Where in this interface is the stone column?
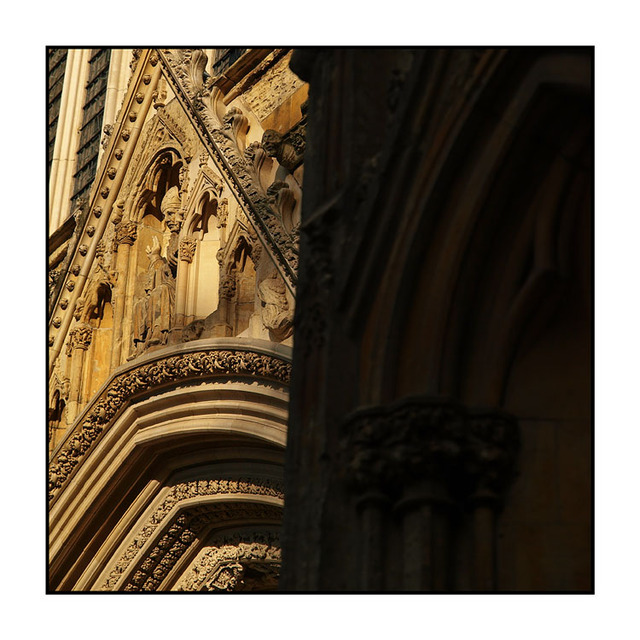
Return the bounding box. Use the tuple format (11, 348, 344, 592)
(466, 410, 519, 591)
(342, 408, 394, 591)
(65, 324, 92, 423)
(213, 274, 236, 336)
(49, 49, 92, 232)
(342, 397, 465, 591)
(396, 478, 452, 591)
(357, 491, 391, 590)
(176, 238, 197, 327)
(110, 217, 137, 369)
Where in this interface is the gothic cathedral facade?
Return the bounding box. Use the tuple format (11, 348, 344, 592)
(49, 48, 593, 592)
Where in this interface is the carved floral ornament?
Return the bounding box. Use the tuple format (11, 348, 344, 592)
(341, 397, 519, 501)
(101, 479, 283, 590)
(115, 220, 137, 246)
(121, 502, 282, 592)
(178, 237, 197, 262)
(175, 531, 281, 592)
(69, 324, 93, 350)
(48, 348, 291, 502)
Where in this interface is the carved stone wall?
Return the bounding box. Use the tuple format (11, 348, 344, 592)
(49, 345, 291, 503)
(281, 48, 593, 592)
(48, 48, 304, 593)
(242, 51, 305, 122)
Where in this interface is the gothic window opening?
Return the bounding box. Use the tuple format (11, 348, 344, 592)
(210, 48, 247, 77)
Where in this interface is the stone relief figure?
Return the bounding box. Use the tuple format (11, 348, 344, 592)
(261, 129, 305, 174)
(132, 236, 175, 356)
(77, 261, 116, 324)
(258, 271, 293, 341)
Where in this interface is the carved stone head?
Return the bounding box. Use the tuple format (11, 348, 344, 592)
(261, 129, 283, 157)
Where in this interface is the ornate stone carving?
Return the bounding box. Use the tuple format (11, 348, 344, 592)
(258, 271, 293, 341)
(267, 181, 297, 232)
(130, 49, 142, 72)
(219, 274, 236, 300)
(261, 124, 306, 174)
(342, 397, 465, 495)
(48, 269, 61, 299)
(178, 238, 197, 263)
(95, 239, 106, 259)
(49, 347, 291, 502)
(78, 244, 88, 256)
(341, 397, 520, 503)
(69, 324, 93, 351)
(156, 105, 193, 159)
(107, 167, 117, 179)
(216, 198, 228, 228)
(71, 264, 81, 276)
(466, 410, 520, 500)
(241, 50, 304, 121)
(157, 49, 299, 292)
(176, 531, 281, 592)
(122, 129, 130, 141)
(122, 503, 282, 592)
(100, 187, 110, 199)
(161, 186, 182, 234)
(197, 164, 224, 198)
(102, 478, 284, 590)
(76, 260, 115, 324)
(115, 220, 137, 247)
(52, 317, 62, 328)
(93, 206, 102, 218)
(101, 124, 113, 150)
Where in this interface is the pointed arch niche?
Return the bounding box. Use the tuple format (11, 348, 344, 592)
(133, 148, 183, 273)
(123, 147, 185, 359)
(180, 190, 223, 325)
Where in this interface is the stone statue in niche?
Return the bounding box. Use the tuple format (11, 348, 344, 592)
(258, 271, 293, 342)
(131, 236, 175, 356)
